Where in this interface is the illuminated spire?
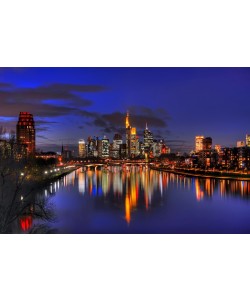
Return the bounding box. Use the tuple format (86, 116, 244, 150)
(125, 111, 130, 128)
(146, 123, 148, 130)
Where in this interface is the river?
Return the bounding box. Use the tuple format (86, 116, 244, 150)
(19, 166, 250, 233)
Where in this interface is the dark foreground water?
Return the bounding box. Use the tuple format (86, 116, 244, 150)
(22, 166, 250, 233)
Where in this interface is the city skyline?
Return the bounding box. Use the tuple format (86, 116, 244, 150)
(1, 68, 250, 152)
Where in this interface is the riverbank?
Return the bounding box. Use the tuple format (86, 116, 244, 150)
(150, 166, 250, 181)
(25, 166, 79, 191)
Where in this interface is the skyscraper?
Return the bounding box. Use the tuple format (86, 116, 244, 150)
(246, 134, 250, 147)
(78, 139, 86, 158)
(125, 111, 132, 158)
(195, 136, 204, 152)
(130, 127, 139, 157)
(143, 123, 154, 152)
(101, 136, 110, 158)
(111, 133, 123, 159)
(16, 112, 35, 155)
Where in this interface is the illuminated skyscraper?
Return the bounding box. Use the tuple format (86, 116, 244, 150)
(101, 136, 110, 158)
(125, 111, 132, 158)
(143, 123, 154, 152)
(195, 136, 204, 152)
(130, 127, 139, 157)
(16, 112, 35, 155)
(111, 133, 123, 159)
(246, 134, 250, 147)
(78, 139, 86, 158)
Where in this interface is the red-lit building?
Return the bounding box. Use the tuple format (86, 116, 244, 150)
(16, 112, 36, 155)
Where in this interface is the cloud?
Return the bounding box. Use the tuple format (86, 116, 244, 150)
(87, 107, 170, 138)
(166, 139, 193, 153)
(0, 82, 12, 88)
(37, 135, 49, 140)
(0, 83, 106, 118)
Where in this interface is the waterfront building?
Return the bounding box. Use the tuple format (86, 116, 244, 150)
(195, 136, 204, 152)
(111, 133, 123, 159)
(87, 136, 98, 157)
(78, 139, 86, 158)
(120, 144, 127, 159)
(198, 149, 218, 168)
(16, 112, 35, 155)
(130, 127, 139, 157)
(125, 112, 139, 158)
(97, 138, 102, 157)
(125, 112, 132, 158)
(101, 136, 110, 158)
(143, 123, 154, 152)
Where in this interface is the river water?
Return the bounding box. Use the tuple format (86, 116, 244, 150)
(23, 166, 250, 233)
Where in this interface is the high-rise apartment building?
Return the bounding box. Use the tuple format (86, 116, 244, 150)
(78, 139, 86, 158)
(195, 136, 204, 152)
(16, 112, 35, 155)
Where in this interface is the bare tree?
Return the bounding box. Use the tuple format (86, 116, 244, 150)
(0, 134, 55, 233)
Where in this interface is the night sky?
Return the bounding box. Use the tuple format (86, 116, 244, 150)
(0, 67, 250, 153)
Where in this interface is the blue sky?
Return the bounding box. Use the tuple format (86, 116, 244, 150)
(0, 67, 250, 152)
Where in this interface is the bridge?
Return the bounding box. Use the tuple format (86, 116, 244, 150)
(75, 160, 150, 170)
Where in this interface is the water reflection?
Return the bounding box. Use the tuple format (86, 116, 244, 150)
(77, 166, 165, 223)
(54, 167, 250, 223)
(29, 167, 250, 233)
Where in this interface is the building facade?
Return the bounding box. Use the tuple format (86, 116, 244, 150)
(101, 136, 110, 158)
(78, 139, 86, 158)
(143, 124, 154, 152)
(16, 112, 36, 155)
(195, 136, 204, 152)
(125, 112, 132, 158)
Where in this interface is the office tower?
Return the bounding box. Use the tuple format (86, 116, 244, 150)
(101, 136, 110, 158)
(125, 111, 131, 158)
(246, 134, 250, 147)
(195, 136, 204, 152)
(16, 112, 35, 155)
(78, 139, 86, 158)
(203, 137, 212, 150)
(130, 127, 139, 157)
(237, 141, 245, 148)
(87, 136, 97, 157)
(143, 123, 154, 152)
(97, 138, 102, 157)
(111, 133, 123, 159)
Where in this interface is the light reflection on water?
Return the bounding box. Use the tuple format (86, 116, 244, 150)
(27, 166, 250, 233)
(76, 166, 164, 223)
